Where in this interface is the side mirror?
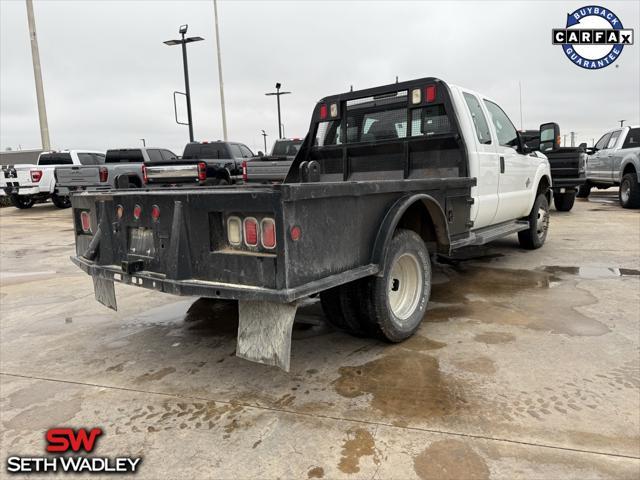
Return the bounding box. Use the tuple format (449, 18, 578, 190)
(539, 122, 560, 152)
(258, 151, 264, 157)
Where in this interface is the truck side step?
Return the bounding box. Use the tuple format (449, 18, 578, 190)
(450, 220, 529, 249)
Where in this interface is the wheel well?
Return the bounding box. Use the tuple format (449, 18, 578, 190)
(622, 164, 636, 176)
(396, 201, 445, 253)
(537, 175, 551, 204)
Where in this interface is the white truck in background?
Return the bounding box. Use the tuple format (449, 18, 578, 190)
(0, 150, 105, 209)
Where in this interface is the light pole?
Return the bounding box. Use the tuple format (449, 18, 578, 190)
(619, 119, 626, 127)
(213, 0, 228, 141)
(140, 138, 146, 147)
(164, 25, 204, 142)
(25, 0, 50, 151)
(261, 130, 268, 153)
(265, 83, 291, 139)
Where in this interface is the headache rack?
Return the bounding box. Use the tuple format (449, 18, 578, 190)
(285, 77, 468, 184)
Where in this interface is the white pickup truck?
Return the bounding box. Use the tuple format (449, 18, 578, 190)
(578, 125, 640, 208)
(69, 77, 555, 370)
(1, 150, 105, 209)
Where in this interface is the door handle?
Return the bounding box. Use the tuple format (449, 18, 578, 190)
(500, 156, 505, 173)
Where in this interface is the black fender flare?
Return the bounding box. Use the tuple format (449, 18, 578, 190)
(371, 194, 451, 274)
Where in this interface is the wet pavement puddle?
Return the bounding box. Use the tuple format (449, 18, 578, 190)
(426, 265, 612, 337)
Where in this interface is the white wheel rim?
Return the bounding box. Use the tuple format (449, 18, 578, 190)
(388, 253, 422, 321)
(536, 206, 549, 239)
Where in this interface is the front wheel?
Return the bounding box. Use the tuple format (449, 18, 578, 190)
(553, 190, 576, 212)
(619, 173, 640, 209)
(9, 194, 34, 209)
(358, 229, 431, 342)
(51, 194, 71, 209)
(518, 194, 550, 249)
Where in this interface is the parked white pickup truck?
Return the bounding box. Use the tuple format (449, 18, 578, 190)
(0, 150, 105, 209)
(578, 126, 640, 208)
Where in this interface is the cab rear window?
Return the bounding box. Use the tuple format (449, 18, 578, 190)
(38, 153, 72, 165)
(105, 150, 144, 163)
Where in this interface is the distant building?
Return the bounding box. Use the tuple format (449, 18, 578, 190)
(0, 149, 42, 166)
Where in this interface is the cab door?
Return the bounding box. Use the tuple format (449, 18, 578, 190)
(602, 129, 622, 181)
(483, 99, 535, 223)
(589, 132, 612, 180)
(460, 91, 499, 228)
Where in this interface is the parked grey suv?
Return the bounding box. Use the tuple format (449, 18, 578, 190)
(578, 126, 640, 208)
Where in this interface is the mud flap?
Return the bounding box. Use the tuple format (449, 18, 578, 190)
(236, 300, 298, 372)
(93, 276, 117, 311)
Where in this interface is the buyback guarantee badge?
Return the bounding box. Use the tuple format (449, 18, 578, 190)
(553, 5, 634, 69)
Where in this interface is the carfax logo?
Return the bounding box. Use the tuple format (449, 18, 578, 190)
(552, 5, 634, 69)
(6, 428, 142, 474)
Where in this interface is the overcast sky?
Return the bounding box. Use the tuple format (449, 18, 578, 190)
(1, 0, 638, 154)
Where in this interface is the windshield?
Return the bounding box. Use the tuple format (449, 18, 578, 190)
(38, 153, 72, 165)
(105, 150, 144, 163)
(271, 140, 302, 156)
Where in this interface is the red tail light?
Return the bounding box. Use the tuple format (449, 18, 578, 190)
(80, 211, 91, 233)
(243, 217, 258, 246)
(133, 204, 142, 220)
(30, 170, 43, 183)
(290, 225, 301, 241)
(425, 85, 436, 103)
(142, 165, 148, 184)
(151, 205, 160, 221)
(242, 160, 248, 182)
(197, 162, 207, 181)
(261, 218, 276, 249)
(99, 167, 108, 182)
(319, 103, 328, 120)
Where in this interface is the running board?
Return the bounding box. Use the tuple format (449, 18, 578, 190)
(450, 220, 530, 249)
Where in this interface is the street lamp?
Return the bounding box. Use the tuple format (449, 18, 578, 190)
(164, 24, 204, 142)
(261, 130, 268, 154)
(265, 82, 291, 139)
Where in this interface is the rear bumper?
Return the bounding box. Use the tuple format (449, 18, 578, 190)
(550, 176, 585, 189)
(71, 255, 378, 303)
(2, 185, 41, 195)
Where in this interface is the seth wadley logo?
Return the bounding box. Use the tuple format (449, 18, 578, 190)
(552, 5, 634, 69)
(6, 428, 142, 474)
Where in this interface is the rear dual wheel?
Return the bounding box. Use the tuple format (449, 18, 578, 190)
(320, 229, 431, 342)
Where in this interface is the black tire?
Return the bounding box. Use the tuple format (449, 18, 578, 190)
(619, 173, 640, 209)
(518, 194, 550, 249)
(9, 194, 34, 209)
(553, 191, 576, 212)
(51, 194, 71, 209)
(576, 183, 591, 198)
(319, 281, 366, 336)
(358, 229, 431, 343)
